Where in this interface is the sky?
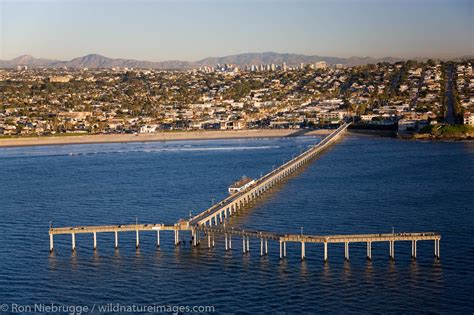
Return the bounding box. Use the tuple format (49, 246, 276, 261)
(0, 0, 473, 61)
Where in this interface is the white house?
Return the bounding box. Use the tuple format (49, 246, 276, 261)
(464, 113, 474, 126)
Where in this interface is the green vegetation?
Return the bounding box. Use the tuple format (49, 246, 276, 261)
(439, 124, 473, 135)
(419, 124, 473, 138)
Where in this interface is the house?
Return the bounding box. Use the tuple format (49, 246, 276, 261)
(360, 114, 379, 122)
(139, 124, 159, 133)
(398, 119, 418, 132)
(464, 112, 474, 126)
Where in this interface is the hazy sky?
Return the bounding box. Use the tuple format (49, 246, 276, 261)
(0, 0, 472, 61)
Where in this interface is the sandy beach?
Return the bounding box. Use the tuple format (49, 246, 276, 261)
(0, 129, 332, 148)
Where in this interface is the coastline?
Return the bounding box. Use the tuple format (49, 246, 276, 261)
(0, 129, 332, 148)
(397, 131, 474, 141)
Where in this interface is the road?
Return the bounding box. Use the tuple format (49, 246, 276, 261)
(444, 64, 457, 124)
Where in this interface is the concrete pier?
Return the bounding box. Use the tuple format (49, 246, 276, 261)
(50, 222, 440, 262)
(47, 123, 442, 265)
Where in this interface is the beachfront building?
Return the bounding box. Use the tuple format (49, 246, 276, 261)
(464, 113, 474, 126)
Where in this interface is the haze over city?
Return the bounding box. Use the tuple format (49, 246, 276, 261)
(1, 0, 472, 61)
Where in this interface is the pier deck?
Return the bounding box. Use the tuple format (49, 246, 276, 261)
(49, 223, 178, 235)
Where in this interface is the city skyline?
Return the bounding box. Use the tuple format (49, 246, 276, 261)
(1, 0, 472, 61)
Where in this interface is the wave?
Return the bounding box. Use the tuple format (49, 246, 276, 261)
(0, 145, 280, 159)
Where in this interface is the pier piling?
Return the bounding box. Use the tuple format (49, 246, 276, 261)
(324, 242, 328, 262)
(71, 233, 76, 251)
(49, 234, 54, 253)
(136, 230, 139, 249)
(434, 239, 440, 259)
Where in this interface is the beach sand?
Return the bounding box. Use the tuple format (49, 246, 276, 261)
(0, 129, 332, 148)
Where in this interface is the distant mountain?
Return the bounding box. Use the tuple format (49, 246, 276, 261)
(196, 52, 403, 67)
(0, 52, 409, 70)
(0, 54, 197, 70)
(454, 55, 474, 61)
(0, 54, 60, 68)
(49, 54, 197, 69)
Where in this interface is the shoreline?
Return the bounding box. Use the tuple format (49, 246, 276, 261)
(0, 129, 332, 148)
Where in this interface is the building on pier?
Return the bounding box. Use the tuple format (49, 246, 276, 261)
(228, 176, 255, 194)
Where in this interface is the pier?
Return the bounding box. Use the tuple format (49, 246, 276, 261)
(48, 122, 441, 262)
(49, 222, 441, 261)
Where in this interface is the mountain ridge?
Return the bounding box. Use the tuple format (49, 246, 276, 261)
(0, 52, 419, 69)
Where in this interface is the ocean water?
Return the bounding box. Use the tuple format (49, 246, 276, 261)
(0, 135, 473, 313)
